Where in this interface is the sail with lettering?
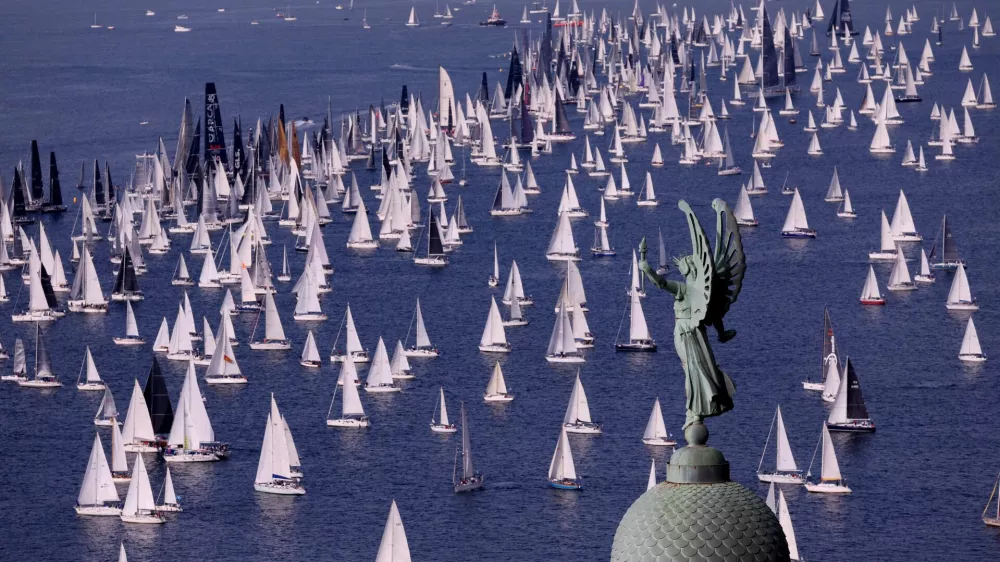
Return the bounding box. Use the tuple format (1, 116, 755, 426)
(204, 83, 229, 171)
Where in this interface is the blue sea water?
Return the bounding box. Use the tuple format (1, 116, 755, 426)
(0, 0, 998, 560)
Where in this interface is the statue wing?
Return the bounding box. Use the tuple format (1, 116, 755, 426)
(708, 198, 746, 322)
(678, 201, 714, 327)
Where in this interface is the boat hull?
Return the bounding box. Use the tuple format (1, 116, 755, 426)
(545, 354, 585, 363)
(484, 394, 514, 403)
(801, 381, 824, 391)
(756, 472, 804, 484)
(548, 479, 583, 490)
(781, 230, 817, 238)
(826, 421, 876, 432)
(326, 417, 371, 428)
(364, 385, 401, 393)
(430, 424, 458, 434)
(254, 482, 305, 495)
(959, 354, 987, 363)
(113, 336, 146, 346)
(615, 341, 657, 352)
(454, 477, 485, 493)
(946, 302, 979, 311)
(205, 375, 248, 385)
(18, 380, 62, 388)
(163, 450, 220, 463)
(478, 344, 512, 353)
(805, 482, 852, 494)
(157, 504, 183, 513)
(300, 360, 321, 368)
(249, 340, 292, 350)
(404, 347, 439, 358)
(642, 437, 677, 447)
(121, 513, 166, 524)
(564, 422, 602, 434)
(124, 442, 158, 453)
(75, 505, 122, 517)
(860, 298, 885, 305)
(77, 382, 106, 391)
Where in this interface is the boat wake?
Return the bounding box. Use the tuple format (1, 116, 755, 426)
(389, 63, 438, 73)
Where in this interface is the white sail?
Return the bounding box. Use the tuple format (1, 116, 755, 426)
(642, 398, 668, 441)
(255, 395, 294, 484)
(889, 190, 918, 238)
(121, 455, 157, 517)
(485, 362, 508, 396)
(819, 425, 843, 481)
(375, 501, 412, 562)
(548, 427, 578, 481)
(781, 189, 810, 232)
(777, 490, 801, 561)
(628, 289, 650, 341)
(345, 306, 363, 353)
(162, 467, 179, 507)
(121, 380, 156, 445)
(167, 361, 215, 449)
(888, 246, 913, 286)
(563, 373, 593, 424)
(775, 407, 798, 472)
(301, 331, 321, 363)
(435, 387, 451, 426)
(480, 297, 508, 348)
(124, 301, 140, 338)
(414, 299, 432, 347)
(960, 317, 984, 357)
(947, 264, 975, 305)
(263, 292, 287, 341)
(547, 299, 580, 357)
(365, 338, 395, 389)
(77, 434, 120, 506)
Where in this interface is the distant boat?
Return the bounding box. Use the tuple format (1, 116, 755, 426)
(113, 301, 145, 346)
(804, 425, 852, 493)
(430, 387, 458, 433)
(781, 189, 816, 238)
(91, 13, 103, 28)
(329, 305, 369, 362)
(76, 347, 105, 391)
(170, 255, 195, 286)
(406, 6, 420, 26)
(869, 211, 898, 261)
(326, 359, 370, 427)
(18, 324, 61, 388)
(205, 321, 247, 384)
(641, 398, 676, 446)
(300, 331, 321, 367)
(121, 380, 158, 453)
(615, 289, 656, 351)
(157, 467, 182, 513)
(361, 9, 370, 28)
(889, 190, 921, 241)
(488, 242, 500, 287)
(733, 185, 758, 227)
(837, 190, 856, 218)
(404, 299, 439, 357)
(94, 387, 119, 427)
(945, 264, 978, 310)
(546, 299, 584, 362)
(249, 292, 291, 350)
(145, 10, 155, 16)
(563, 373, 601, 434)
(74, 434, 122, 516)
(479, 297, 511, 352)
(647, 459, 657, 490)
(502, 260, 532, 306)
(164, 361, 230, 461)
(375, 501, 412, 560)
(174, 25, 192, 33)
(860, 265, 886, 305)
(364, 339, 401, 393)
(520, 5, 530, 23)
(827, 358, 876, 432)
(914, 249, 935, 283)
(803, 307, 837, 391)
(929, 215, 964, 269)
(757, 406, 803, 483)
(958, 317, 987, 363)
(120, 455, 165, 523)
(483, 361, 514, 402)
(284, 6, 297, 21)
(413, 210, 448, 266)
(453, 403, 485, 492)
(254, 395, 304, 495)
(479, 4, 507, 26)
(548, 427, 582, 490)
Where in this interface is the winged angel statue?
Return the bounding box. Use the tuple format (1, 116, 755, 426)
(638, 199, 745, 431)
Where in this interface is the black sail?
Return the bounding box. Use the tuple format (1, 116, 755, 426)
(505, 46, 524, 101)
(232, 118, 245, 181)
(92, 160, 105, 206)
(760, 7, 780, 91)
(105, 162, 115, 209)
(39, 264, 59, 308)
(783, 31, 796, 88)
(204, 83, 229, 170)
(554, 91, 571, 134)
(844, 359, 870, 420)
(186, 118, 202, 177)
(29, 140, 44, 202)
(428, 211, 444, 256)
(114, 246, 140, 294)
(12, 168, 28, 220)
(48, 153, 64, 208)
(143, 358, 174, 436)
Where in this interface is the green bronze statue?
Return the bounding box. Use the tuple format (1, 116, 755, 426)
(638, 199, 746, 432)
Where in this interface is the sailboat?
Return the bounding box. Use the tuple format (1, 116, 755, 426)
(110, 247, 143, 301)
(277, 246, 291, 282)
(249, 292, 291, 350)
(562, 372, 601, 434)
(886, 246, 917, 291)
(205, 321, 247, 384)
(292, 277, 326, 321)
(804, 425, 852, 493)
(548, 427, 582, 489)
(733, 185, 758, 227)
(327, 360, 370, 427)
(616, 280, 656, 351)
(889, 190, 921, 241)
(959, 317, 987, 363)
(76, 347, 105, 391)
(94, 387, 119, 426)
(74, 434, 122, 516)
(413, 210, 448, 266)
(362, 9, 371, 28)
(454, 403, 485, 492)
(803, 307, 838, 391)
(647, 459, 657, 490)
(430, 387, 457, 433)
(860, 265, 886, 305)
(591, 222, 615, 256)
(546, 299, 584, 362)
(109, 422, 131, 482)
(479, 297, 511, 352)
(641, 398, 675, 446)
(929, 215, 964, 269)
(12, 252, 60, 322)
(837, 190, 856, 218)
(346, 199, 378, 249)
(483, 361, 514, 402)
(757, 406, 803, 483)
(781, 189, 816, 238)
(254, 395, 305, 495)
(546, 212, 580, 261)
(375, 501, 411, 560)
(164, 361, 229, 461)
(113, 301, 145, 345)
(120, 455, 165, 523)
(983, 473, 1000, 527)
(300, 331, 321, 367)
(502, 260, 533, 306)
(121, 380, 158, 452)
(775, 490, 802, 562)
(827, 358, 876, 432)
(405, 6, 420, 26)
(330, 305, 369, 362)
(946, 264, 978, 310)
(18, 325, 61, 388)
(404, 298, 439, 357)
(915, 249, 935, 283)
(67, 246, 107, 312)
(869, 211, 898, 261)
(364, 338, 400, 393)
(488, 242, 500, 287)
(157, 467, 182, 512)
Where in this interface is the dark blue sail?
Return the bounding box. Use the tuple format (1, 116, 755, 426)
(760, 7, 780, 92)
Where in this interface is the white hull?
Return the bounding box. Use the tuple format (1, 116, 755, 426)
(166, 351, 196, 361)
(163, 450, 220, 463)
(300, 360, 321, 368)
(124, 442, 158, 453)
(947, 302, 979, 311)
(546, 354, 585, 363)
(254, 482, 305, 495)
(329, 352, 370, 363)
(18, 380, 62, 388)
(347, 241, 379, 249)
(484, 393, 514, 403)
(12, 312, 59, 323)
(249, 340, 292, 350)
(75, 505, 122, 516)
(502, 319, 529, 326)
(756, 472, 804, 484)
(805, 482, 852, 494)
(546, 252, 581, 262)
(77, 382, 106, 391)
(326, 417, 371, 428)
(887, 283, 918, 291)
(121, 513, 166, 524)
(959, 354, 987, 363)
(206, 375, 248, 385)
(430, 424, 458, 434)
(891, 233, 922, 242)
(67, 302, 108, 313)
(564, 423, 602, 434)
(94, 418, 120, 427)
(478, 344, 512, 353)
(157, 503, 183, 513)
(642, 437, 677, 446)
(404, 347, 439, 358)
(414, 257, 448, 267)
(365, 385, 401, 393)
(293, 313, 328, 321)
(391, 372, 415, 380)
(113, 337, 146, 346)
(802, 382, 824, 391)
